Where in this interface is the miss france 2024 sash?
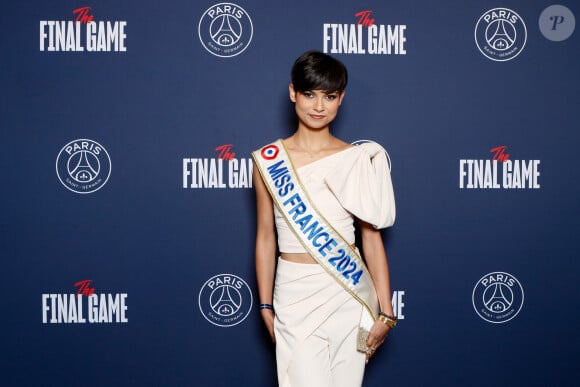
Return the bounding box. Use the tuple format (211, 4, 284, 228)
(252, 139, 379, 353)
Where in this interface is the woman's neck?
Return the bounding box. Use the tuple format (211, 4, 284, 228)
(290, 128, 334, 152)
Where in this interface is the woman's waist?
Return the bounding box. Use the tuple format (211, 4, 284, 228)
(280, 252, 317, 264)
(280, 243, 357, 264)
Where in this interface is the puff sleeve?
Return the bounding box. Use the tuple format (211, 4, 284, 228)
(324, 142, 396, 229)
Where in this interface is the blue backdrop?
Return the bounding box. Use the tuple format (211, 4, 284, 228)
(2, 1, 579, 386)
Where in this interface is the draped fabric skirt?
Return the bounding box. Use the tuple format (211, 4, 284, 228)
(273, 258, 366, 387)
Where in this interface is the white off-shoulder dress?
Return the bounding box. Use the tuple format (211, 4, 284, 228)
(272, 142, 396, 387)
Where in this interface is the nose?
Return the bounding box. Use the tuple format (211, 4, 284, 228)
(314, 96, 325, 112)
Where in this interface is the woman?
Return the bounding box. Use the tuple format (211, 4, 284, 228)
(252, 51, 396, 387)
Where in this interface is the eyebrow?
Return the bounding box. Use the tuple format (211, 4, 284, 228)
(308, 89, 339, 94)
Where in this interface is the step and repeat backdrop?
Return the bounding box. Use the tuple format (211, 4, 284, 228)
(2, 1, 579, 386)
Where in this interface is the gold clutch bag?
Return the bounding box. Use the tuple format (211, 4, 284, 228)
(356, 327, 369, 353)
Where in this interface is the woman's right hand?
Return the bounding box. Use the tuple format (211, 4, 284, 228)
(261, 309, 276, 343)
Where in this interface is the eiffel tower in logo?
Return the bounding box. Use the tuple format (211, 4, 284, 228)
(487, 20, 516, 51)
(211, 15, 241, 46)
(69, 151, 99, 183)
(211, 285, 241, 317)
(484, 283, 513, 313)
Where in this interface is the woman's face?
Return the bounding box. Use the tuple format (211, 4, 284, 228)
(289, 84, 345, 130)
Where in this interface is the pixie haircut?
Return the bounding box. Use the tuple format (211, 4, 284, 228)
(291, 51, 348, 93)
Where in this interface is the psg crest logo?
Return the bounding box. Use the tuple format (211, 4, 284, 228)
(475, 8, 527, 61)
(472, 272, 524, 323)
(198, 274, 253, 327)
(198, 3, 253, 58)
(56, 139, 111, 194)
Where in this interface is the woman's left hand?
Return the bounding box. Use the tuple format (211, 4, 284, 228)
(365, 320, 390, 362)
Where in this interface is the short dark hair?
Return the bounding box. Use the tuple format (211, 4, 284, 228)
(291, 51, 348, 93)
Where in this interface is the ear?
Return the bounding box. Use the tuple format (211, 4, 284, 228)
(289, 84, 296, 102)
(338, 91, 346, 105)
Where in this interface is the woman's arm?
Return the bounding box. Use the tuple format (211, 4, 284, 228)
(359, 220, 394, 359)
(360, 220, 394, 316)
(253, 163, 277, 342)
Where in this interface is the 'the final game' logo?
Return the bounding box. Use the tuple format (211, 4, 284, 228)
(459, 146, 540, 189)
(40, 6, 127, 52)
(42, 280, 128, 324)
(183, 144, 253, 189)
(323, 10, 407, 55)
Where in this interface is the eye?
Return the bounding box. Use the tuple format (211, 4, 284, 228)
(325, 94, 338, 101)
(302, 91, 314, 98)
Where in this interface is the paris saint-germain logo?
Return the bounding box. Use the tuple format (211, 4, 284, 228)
(198, 3, 253, 58)
(472, 272, 524, 323)
(198, 273, 253, 327)
(475, 8, 527, 61)
(56, 139, 111, 194)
